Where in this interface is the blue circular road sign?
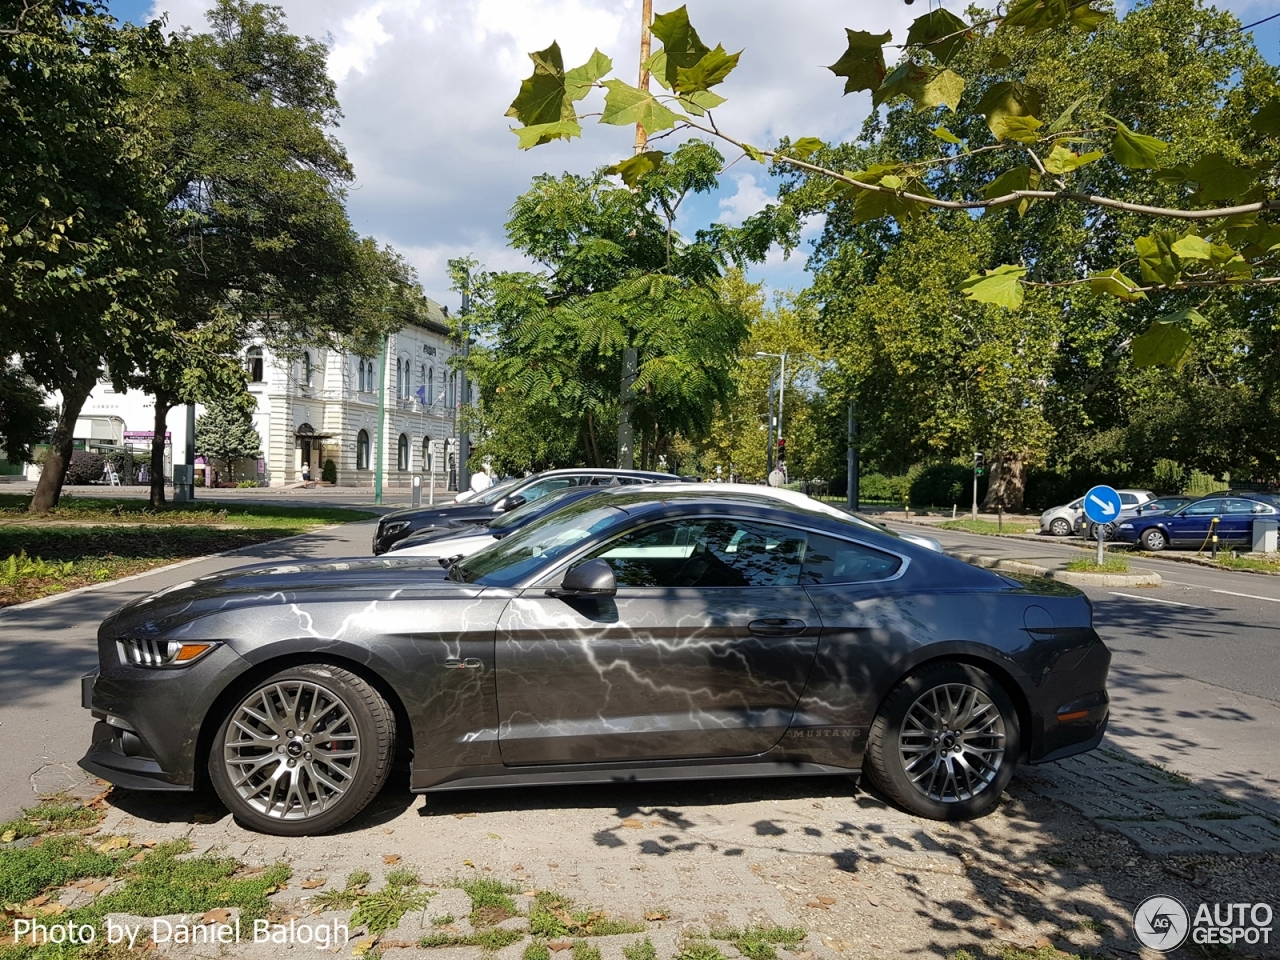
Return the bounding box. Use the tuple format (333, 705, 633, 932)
(1083, 484, 1123, 525)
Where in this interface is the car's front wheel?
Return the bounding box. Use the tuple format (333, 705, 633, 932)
(1049, 518, 1071, 537)
(864, 661, 1020, 820)
(1141, 528, 1168, 551)
(208, 664, 395, 836)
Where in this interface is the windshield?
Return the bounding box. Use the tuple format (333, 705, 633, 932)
(473, 475, 523, 506)
(490, 485, 587, 533)
(451, 500, 624, 586)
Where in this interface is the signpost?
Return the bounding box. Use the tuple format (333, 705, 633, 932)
(1083, 484, 1123, 566)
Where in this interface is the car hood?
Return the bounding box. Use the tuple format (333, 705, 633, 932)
(101, 557, 473, 639)
(380, 503, 488, 526)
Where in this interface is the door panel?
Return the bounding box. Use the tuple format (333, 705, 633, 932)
(1168, 499, 1223, 546)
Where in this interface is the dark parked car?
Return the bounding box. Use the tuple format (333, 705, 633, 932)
(81, 487, 1110, 835)
(371, 468, 674, 553)
(1114, 492, 1279, 551)
(1076, 495, 1194, 541)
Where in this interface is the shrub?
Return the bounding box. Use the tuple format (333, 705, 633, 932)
(64, 451, 106, 485)
(236, 479, 259, 488)
(322, 458, 337, 483)
(909, 463, 987, 508)
(858, 472, 912, 503)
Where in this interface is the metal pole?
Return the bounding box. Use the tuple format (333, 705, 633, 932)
(765, 373, 775, 478)
(458, 270, 471, 493)
(1097, 523, 1105, 566)
(429, 439, 435, 505)
(375, 333, 387, 506)
(777, 353, 786, 451)
(847, 401, 859, 512)
(971, 451, 979, 520)
(185, 403, 196, 500)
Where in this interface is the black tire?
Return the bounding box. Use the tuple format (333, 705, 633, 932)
(1049, 518, 1071, 537)
(208, 663, 395, 836)
(864, 661, 1021, 821)
(1141, 527, 1168, 551)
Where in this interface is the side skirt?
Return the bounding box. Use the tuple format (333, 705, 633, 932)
(414, 759, 857, 793)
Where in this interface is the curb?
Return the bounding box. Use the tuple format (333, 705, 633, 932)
(1133, 550, 1280, 577)
(945, 550, 1162, 586)
(0, 523, 355, 617)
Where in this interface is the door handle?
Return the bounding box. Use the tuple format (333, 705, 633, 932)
(444, 658, 483, 670)
(748, 618, 807, 637)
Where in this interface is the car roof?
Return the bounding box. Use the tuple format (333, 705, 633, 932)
(1186, 490, 1276, 502)
(528, 468, 675, 479)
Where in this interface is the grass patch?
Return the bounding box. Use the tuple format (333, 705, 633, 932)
(706, 926, 807, 960)
(571, 941, 601, 960)
(0, 834, 128, 905)
(524, 943, 552, 960)
(1214, 552, 1280, 573)
(677, 943, 728, 960)
(419, 929, 524, 950)
(936, 519, 1028, 536)
(455, 876, 521, 927)
(1064, 556, 1130, 573)
(0, 494, 372, 528)
(431, 914, 455, 927)
(350, 876, 434, 936)
(529, 890, 645, 938)
(623, 938, 658, 960)
(0, 796, 103, 843)
(312, 871, 373, 911)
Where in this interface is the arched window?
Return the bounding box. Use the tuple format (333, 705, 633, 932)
(303, 351, 313, 386)
(447, 372, 455, 409)
(246, 347, 264, 383)
(356, 430, 370, 470)
(397, 433, 409, 471)
(402, 359, 412, 399)
(422, 435, 433, 473)
(427, 367, 434, 406)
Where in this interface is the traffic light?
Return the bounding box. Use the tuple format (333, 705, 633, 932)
(777, 437, 786, 461)
(974, 451, 985, 476)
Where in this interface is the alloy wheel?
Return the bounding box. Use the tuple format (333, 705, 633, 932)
(222, 680, 362, 821)
(898, 683, 1006, 803)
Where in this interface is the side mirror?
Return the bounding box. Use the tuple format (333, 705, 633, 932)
(496, 494, 526, 512)
(546, 558, 616, 598)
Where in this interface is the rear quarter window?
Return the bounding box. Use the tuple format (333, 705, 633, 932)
(800, 533, 901, 585)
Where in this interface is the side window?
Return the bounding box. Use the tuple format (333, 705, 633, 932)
(589, 519, 804, 588)
(519, 478, 575, 502)
(1223, 498, 1258, 515)
(1253, 502, 1278, 515)
(800, 532, 901, 585)
(1183, 500, 1223, 516)
(1119, 493, 1139, 505)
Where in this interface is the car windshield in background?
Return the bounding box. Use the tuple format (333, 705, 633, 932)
(490, 486, 584, 533)
(451, 500, 624, 586)
(472, 476, 523, 505)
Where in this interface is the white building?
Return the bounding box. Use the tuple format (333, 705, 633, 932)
(72, 298, 470, 488)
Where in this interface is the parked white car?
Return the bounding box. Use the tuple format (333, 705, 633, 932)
(1039, 489, 1156, 536)
(390, 483, 943, 559)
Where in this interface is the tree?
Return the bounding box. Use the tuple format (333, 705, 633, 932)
(0, 365, 54, 464)
(505, 2, 1280, 363)
(1, 1, 173, 513)
(195, 398, 261, 484)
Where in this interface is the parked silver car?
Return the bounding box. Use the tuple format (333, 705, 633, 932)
(1040, 489, 1155, 536)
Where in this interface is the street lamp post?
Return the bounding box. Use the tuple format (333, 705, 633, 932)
(374, 333, 387, 506)
(755, 352, 786, 478)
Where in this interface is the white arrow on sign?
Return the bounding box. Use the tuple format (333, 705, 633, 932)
(1089, 494, 1117, 516)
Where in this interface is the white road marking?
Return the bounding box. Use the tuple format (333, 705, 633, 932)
(1211, 589, 1280, 604)
(1107, 592, 1208, 609)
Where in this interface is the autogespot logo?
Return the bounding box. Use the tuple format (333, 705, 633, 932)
(1133, 896, 1190, 952)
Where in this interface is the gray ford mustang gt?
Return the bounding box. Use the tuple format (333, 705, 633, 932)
(80, 488, 1110, 836)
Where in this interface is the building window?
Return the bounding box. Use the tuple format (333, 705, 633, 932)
(397, 433, 409, 471)
(400, 358, 411, 400)
(356, 430, 370, 470)
(303, 351, 313, 386)
(422, 436, 433, 473)
(427, 367, 434, 406)
(357, 358, 365, 393)
(448, 372, 455, 409)
(247, 347, 264, 383)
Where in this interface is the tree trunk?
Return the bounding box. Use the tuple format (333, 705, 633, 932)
(149, 394, 171, 508)
(980, 452, 1028, 513)
(29, 381, 93, 514)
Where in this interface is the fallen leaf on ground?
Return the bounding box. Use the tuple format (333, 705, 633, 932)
(488, 833, 501, 840)
(129, 852, 146, 862)
(866, 895, 879, 907)
(301, 878, 327, 889)
(202, 909, 232, 924)
(137, 839, 157, 848)
(238, 865, 265, 875)
(382, 828, 395, 835)
(1034, 937, 1054, 949)
(81, 880, 110, 895)
(806, 902, 829, 910)
(79, 827, 100, 836)
(817, 896, 836, 905)
(620, 818, 644, 829)
(0, 830, 15, 843)
(985, 916, 1014, 930)
(380, 941, 415, 950)
(383, 855, 401, 865)
(548, 942, 573, 952)
(522, 891, 538, 897)
(548, 862, 559, 868)
(95, 836, 130, 853)
(644, 911, 667, 921)
(26, 895, 49, 908)
(462, 859, 474, 867)
(512, 864, 524, 871)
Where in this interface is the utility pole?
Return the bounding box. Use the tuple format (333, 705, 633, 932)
(185, 404, 196, 501)
(847, 401, 859, 512)
(374, 333, 387, 506)
(972, 450, 983, 519)
(765, 373, 775, 478)
(617, 0, 652, 469)
(457, 269, 471, 493)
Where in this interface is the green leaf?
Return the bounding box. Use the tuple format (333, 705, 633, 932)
(996, 115, 1044, 143)
(828, 29, 891, 95)
(1106, 116, 1168, 169)
(1135, 231, 1178, 286)
(977, 81, 1043, 141)
(905, 8, 970, 65)
(1186, 153, 1257, 202)
(651, 5, 710, 88)
(1048, 94, 1090, 133)
(959, 264, 1027, 308)
(674, 44, 740, 93)
(605, 150, 668, 187)
(1170, 234, 1212, 261)
(879, 174, 904, 190)
(1042, 143, 1103, 174)
(789, 137, 826, 158)
(988, 53, 1012, 68)
(931, 125, 963, 144)
(643, 50, 670, 90)
(1001, 0, 1108, 34)
(564, 49, 612, 101)
(1088, 268, 1146, 301)
(1132, 311, 1199, 371)
(600, 80, 680, 135)
(1250, 98, 1280, 135)
(512, 118, 582, 150)
(506, 42, 571, 127)
(920, 68, 965, 112)
(742, 143, 766, 163)
(677, 88, 726, 116)
(876, 63, 964, 112)
(982, 165, 1040, 217)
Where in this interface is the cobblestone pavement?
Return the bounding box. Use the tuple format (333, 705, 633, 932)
(65, 744, 1279, 960)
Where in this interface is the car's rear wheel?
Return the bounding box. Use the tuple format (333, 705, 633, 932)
(208, 664, 395, 836)
(1049, 518, 1071, 537)
(1141, 528, 1168, 551)
(864, 661, 1020, 821)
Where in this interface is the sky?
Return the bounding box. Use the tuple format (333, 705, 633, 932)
(104, 0, 1280, 307)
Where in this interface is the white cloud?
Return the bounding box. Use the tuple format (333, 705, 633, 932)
(717, 173, 770, 226)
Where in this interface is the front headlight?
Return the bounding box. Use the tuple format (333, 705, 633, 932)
(118, 638, 218, 668)
(381, 521, 410, 537)
(1118, 523, 1133, 530)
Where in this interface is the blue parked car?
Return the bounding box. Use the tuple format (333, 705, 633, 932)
(1115, 492, 1280, 551)
(1076, 495, 1193, 541)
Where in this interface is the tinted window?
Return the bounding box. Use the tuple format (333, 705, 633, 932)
(1068, 499, 1084, 509)
(1251, 501, 1277, 515)
(474, 476, 524, 505)
(1183, 499, 1224, 516)
(800, 533, 902, 585)
(517, 477, 578, 501)
(453, 503, 624, 586)
(590, 519, 804, 588)
(1223, 498, 1258, 515)
(1120, 493, 1139, 505)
